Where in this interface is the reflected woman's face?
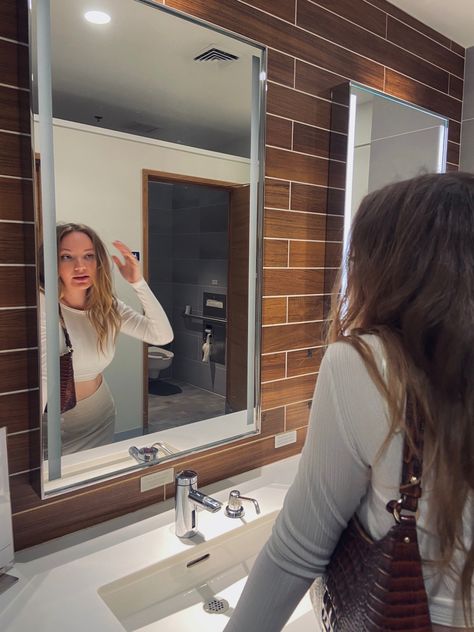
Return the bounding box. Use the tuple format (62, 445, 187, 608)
(59, 231, 97, 293)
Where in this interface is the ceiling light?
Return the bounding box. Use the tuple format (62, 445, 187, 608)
(84, 10, 111, 25)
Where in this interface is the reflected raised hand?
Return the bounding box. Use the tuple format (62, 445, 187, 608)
(112, 240, 142, 284)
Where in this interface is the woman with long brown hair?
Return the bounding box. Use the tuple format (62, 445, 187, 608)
(225, 172, 474, 631)
(40, 222, 173, 454)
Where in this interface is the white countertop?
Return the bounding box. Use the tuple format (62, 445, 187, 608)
(0, 455, 317, 632)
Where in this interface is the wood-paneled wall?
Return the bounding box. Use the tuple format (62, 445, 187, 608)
(0, 0, 464, 549)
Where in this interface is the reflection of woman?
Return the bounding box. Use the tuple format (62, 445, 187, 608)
(225, 173, 474, 631)
(40, 222, 173, 454)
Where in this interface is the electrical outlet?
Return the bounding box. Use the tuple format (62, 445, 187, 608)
(274, 430, 297, 449)
(140, 467, 174, 492)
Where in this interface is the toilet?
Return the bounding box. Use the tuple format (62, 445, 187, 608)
(148, 346, 174, 380)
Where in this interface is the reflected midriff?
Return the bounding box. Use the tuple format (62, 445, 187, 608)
(75, 374, 102, 400)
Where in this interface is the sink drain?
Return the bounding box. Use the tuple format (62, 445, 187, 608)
(203, 597, 230, 614)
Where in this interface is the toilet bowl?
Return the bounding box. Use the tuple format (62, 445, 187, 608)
(148, 346, 174, 380)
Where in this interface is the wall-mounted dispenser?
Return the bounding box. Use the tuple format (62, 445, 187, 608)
(203, 292, 226, 365)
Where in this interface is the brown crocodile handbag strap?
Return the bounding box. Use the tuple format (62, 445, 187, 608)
(58, 306, 73, 352)
(388, 391, 425, 517)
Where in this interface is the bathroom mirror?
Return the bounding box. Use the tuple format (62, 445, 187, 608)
(343, 82, 448, 249)
(31, 0, 265, 495)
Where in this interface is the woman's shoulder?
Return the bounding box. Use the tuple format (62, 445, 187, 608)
(324, 334, 386, 377)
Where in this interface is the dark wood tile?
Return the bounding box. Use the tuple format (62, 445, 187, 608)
(267, 82, 332, 129)
(0, 308, 37, 351)
(387, 17, 464, 78)
(9, 470, 42, 514)
(267, 49, 294, 87)
(262, 296, 287, 324)
(266, 115, 292, 149)
(0, 349, 38, 393)
(450, 41, 465, 57)
(0, 222, 35, 264)
(288, 295, 324, 322)
(364, 0, 452, 49)
(268, 83, 349, 134)
(0, 267, 36, 308)
(449, 74, 463, 100)
(385, 69, 462, 122)
(0, 389, 40, 435)
(262, 320, 323, 353)
(266, 147, 345, 188)
(286, 399, 312, 430)
(0, 39, 29, 89)
(291, 182, 345, 215)
(287, 347, 321, 377)
(448, 120, 461, 145)
(295, 60, 347, 103)
(261, 352, 286, 381)
(293, 122, 347, 161)
(250, 0, 296, 23)
(265, 178, 290, 209)
(0, 85, 30, 133)
(288, 240, 341, 268)
(262, 372, 316, 409)
(7, 428, 40, 475)
(0, 176, 34, 222)
(0, 0, 29, 43)
(264, 238, 288, 267)
(0, 131, 33, 178)
(297, 0, 449, 93)
(289, 240, 325, 267)
(260, 407, 285, 437)
(264, 268, 325, 297)
(447, 141, 460, 166)
(311, 0, 386, 37)
(325, 241, 343, 267)
(265, 208, 326, 241)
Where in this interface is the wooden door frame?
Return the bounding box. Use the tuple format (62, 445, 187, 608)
(141, 169, 247, 428)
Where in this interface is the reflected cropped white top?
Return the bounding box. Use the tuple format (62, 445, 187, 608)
(224, 336, 473, 631)
(40, 279, 173, 408)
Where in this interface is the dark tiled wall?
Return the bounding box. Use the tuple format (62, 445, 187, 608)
(0, 0, 464, 549)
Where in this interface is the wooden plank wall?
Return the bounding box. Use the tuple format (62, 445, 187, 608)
(0, 0, 464, 549)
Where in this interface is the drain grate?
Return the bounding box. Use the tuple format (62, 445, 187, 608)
(203, 597, 230, 614)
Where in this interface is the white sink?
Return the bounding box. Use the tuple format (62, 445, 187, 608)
(98, 511, 317, 631)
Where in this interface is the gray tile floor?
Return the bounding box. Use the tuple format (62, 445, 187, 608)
(147, 378, 226, 431)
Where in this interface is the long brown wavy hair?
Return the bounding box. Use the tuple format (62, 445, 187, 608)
(327, 172, 474, 624)
(57, 223, 121, 353)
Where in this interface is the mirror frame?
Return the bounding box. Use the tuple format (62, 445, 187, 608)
(31, 0, 267, 497)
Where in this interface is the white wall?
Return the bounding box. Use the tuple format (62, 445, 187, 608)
(36, 119, 250, 433)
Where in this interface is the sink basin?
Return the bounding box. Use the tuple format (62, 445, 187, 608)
(98, 510, 316, 631)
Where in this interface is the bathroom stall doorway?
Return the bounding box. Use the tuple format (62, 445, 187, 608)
(142, 170, 249, 433)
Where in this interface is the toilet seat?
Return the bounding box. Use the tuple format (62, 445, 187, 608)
(148, 346, 174, 359)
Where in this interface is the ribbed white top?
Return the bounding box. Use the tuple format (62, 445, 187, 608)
(225, 336, 473, 631)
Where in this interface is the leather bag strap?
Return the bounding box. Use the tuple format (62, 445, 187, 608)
(58, 306, 73, 352)
(386, 391, 425, 518)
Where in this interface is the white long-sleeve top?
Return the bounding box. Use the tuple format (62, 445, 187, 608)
(225, 336, 473, 631)
(40, 278, 173, 408)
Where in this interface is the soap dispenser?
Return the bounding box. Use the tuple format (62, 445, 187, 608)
(0, 427, 17, 594)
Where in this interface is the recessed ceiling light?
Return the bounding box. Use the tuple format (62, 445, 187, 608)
(84, 10, 111, 25)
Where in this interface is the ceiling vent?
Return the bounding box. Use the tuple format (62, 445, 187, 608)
(194, 48, 239, 62)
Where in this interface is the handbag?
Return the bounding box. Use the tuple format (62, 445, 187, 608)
(311, 393, 432, 631)
(59, 309, 77, 413)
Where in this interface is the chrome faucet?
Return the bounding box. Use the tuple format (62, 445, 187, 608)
(175, 470, 222, 538)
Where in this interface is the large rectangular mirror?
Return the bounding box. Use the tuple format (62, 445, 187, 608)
(31, 0, 265, 495)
